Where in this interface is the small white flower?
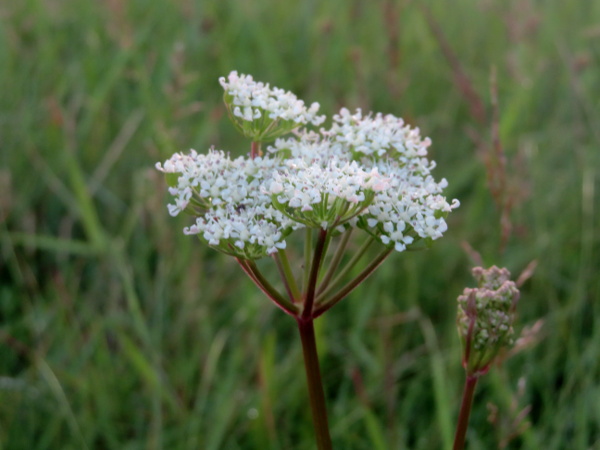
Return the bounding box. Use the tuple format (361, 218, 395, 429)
(269, 181, 284, 194)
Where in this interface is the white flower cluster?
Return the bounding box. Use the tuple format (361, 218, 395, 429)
(269, 155, 388, 229)
(327, 108, 431, 159)
(158, 73, 459, 259)
(321, 108, 458, 251)
(219, 71, 325, 140)
(156, 150, 295, 258)
(362, 157, 459, 251)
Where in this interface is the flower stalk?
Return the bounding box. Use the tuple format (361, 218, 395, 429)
(317, 228, 353, 294)
(297, 318, 333, 450)
(303, 228, 328, 319)
(237, 258, 299, 316)
(251, 141, 261, 159)
(275, 248, 301, 302)
(314, 246, 393, 318)
(453, 375, 478, 450)
(316, 235, 375, 299)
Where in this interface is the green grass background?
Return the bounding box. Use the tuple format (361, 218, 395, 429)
(1, 0, 599, 448)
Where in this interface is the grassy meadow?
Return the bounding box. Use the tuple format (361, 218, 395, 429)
(1, 0, 599, 448)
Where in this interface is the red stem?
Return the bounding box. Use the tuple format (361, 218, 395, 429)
(297, 318, 333, 450)
(302, 228, 328, 319)
(453, 375, 478, 450)
(251, 141, 260, 159)
(313, 247, 392, 318)
(235, 258, 297, 316)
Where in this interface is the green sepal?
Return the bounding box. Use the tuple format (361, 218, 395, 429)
(434, 209, 449, 220)
(165, 172, 179, 188)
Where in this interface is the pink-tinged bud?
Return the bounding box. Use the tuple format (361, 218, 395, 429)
(457, 266, 520, 376)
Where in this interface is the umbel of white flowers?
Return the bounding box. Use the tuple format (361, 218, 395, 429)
(156, 71, 459, 260)
(457, 266, 520, 376)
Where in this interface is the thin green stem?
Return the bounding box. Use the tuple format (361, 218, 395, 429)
(303, 228, 313, 292)
(297, 318, 333, 450)
(236, 259, 298, 316)
(247, 260, 298, 315)
(274, 253, 296, 304)
(303, 228, 328, 319)
(236, 258, 273, 298)
(316, 236, 375, 301)
(317, 228, 353, 295)
(314, 247, 392, 318)
(275, 248, 301, 302)
(317, 230, 333, 280)
(453, 375, 478, 450)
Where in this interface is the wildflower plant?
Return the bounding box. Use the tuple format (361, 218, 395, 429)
(157, 71, 459, 448)
(453, 266, 520, 450)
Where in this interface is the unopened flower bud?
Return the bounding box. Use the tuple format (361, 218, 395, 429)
(457, 266, 520, 376)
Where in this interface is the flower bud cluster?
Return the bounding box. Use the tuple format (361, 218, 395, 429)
(158, 72, 459, 259)
(457, 266, 520, 375)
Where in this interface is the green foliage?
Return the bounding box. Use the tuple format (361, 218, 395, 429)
(1, 0, 599, 448)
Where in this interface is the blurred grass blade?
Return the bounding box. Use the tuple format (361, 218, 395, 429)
(419, 316, 453, 450)
(119, 333, 182, 415)
(37, 359, 90, 450)
(6, 232, 99, 256)
(362, 407, 388, 450)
